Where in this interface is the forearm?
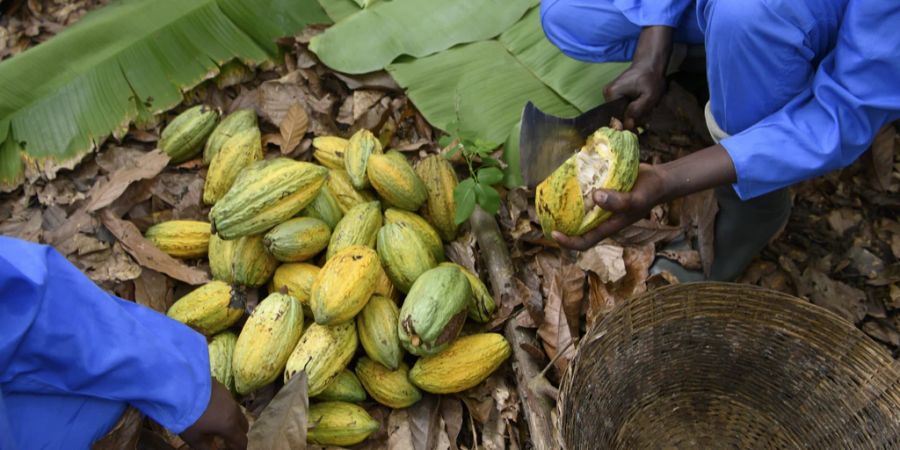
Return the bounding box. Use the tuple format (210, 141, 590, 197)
(631, 26, 674, 73)
(657, 144, 737, 201)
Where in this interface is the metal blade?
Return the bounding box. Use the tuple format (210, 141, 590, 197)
(518, 98, 629, 188)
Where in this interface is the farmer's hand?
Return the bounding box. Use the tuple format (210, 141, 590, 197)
(180, 380, 249, 450)
(604, 26, 673, 130)
(553, 144, 737, 251)
(553, 164, 667, 251)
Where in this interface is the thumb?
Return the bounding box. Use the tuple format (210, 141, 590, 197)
(592, 189, 630, 212)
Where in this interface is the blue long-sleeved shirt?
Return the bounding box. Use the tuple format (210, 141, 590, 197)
(541, 0, 900, 199)
(0, 236, 211, 448)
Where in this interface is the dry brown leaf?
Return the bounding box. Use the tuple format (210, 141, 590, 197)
(656, 249, 702, 270)
(827, 208, 861, 236)
(586, 272, 616, 328)
(678, 189, 718, 275)
(612, 219, 682, 246)
(609, 243, 655, 301)
(247, 371, 308, 450)
(332, 71, 401, 91)
(408, 395, 444, 450)
(99, 210, 209, 285)
(801, 268, 867, 323)
(445, 230, 477, 273)
(259, 71, 308, 125)
(440, 398, 464, 450)
(0, 203, 42, 241)
(847, 244, 885, 279)
(558, 264, 585, 338)
(134, 268, 172, 313)
(537, 272, 576, 374)
(279, 103, 309, 154)
(869, 125, 897, 191)
(85, 149, 169, 212)
(76, 242, 142, 283)
(91, 407, 142, 450)
(388, 409, 415, 450)
(576, 243, 626, 283)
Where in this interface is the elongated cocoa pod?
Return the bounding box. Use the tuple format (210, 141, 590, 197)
(167, 281, 243, 336)
(284, 321, 358, 396)
(414, 155, 459, 241)
(325, 201, 381, 261)
(409, 333, 511, 394)
(208, 233, 235, 283)
(209, 332, 237, 392)
(311, 245, 381, 325)
(159, 105, 218, 163)
(203, 127, 263, 205)
(232, 234, 278, 288)
(313, 369, 367, 403)
(232, 293, 304, 395)
(439, 262, 496, 323)
(355, 358, 421, 409)
(145, 220, 210, 259)
(327, 169, 376, 214)
(383, 208, 445, 262)
(307, 402, 379, 446)
(263, 217, 330, 262)
(357, 295, 403, 370)
(398, 265, 470, 356)
(376, 222, 436, 293)
(269, 263, 319, 307)
(366, 151, 427, 211)
(344, 129, 382, 190)
(313, 136, 349, 170)
(204, 108, 257, 164)
(302, 185, 343, 229)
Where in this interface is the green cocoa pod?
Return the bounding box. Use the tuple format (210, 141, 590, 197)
(302, 185, 343, 229)
(357, 295, 403, 370)
(344, 128, 382, 190)
(439, 262, 496, 323)
(204, 108, 258, 164)
(376, 222, 436, 293)
(383, 208, 445, 262)
(208, 233, 235, 283)
(263, 217, 331, 262)
(307, 402, 379, 447)
(398, 265, 471, 356)
(366, 151, 427, 211)
(159, 105, 218, 163)
(232, 234, 278, 288)
(203, 127, 263, 205)
(208, 332, 237, 392)
(325, 201, 381, 261)
(313, 369, 367, 403)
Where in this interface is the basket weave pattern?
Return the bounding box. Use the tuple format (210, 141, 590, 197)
(558, 283, 900, 449)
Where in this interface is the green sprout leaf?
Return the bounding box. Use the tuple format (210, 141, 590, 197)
(476, 167, 504, 185)
(453, 178, 477, 224)
(474, 182, 501, 215)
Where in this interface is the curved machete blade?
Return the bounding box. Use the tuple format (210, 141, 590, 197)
(518, 98, 629, 188)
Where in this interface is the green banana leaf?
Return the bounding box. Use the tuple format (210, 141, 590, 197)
(317, 0, 362, 22)
(388, 7, 627, 186)
(0, 0, 330, 190)
(309, 0, 538, 74)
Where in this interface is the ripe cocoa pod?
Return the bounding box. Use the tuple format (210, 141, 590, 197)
(269, 263, 319, 307)
(373, 267, 398, 301)
(210, 158, 328, 239)
(376, 222, 436, 293)
(344, 129, 382, 190)
(327, 169, 376, 214)
(307, 402, 379, 447)
(383, 208, 445, 262)
(357, 295, 402, 370)
(263, 217, 330, 262)
(203, 127, 263, 205)
(204, 108, 257, 164)
(366, 151, 427, 211)
(313, 369, 367, 403)
(312, 136, 349, 170)
(208, 234, 234, 283)
(311, 245, 380, 325)
(535, 126, 639, 237)
(230, 234, 278, 288)
(325, 201, 381, 261)
(284, 321, 358, 396)
(409, 333, 511, 394)
(145, 220, 210, 259)
(159, 105, 218, 163)
(167, 281, 243, 336)
(232, 293, 304, 395)
(355, 358, 421, 409)
(302, 185, 343, 229)
(398, 265, 471, 356)
(208, 332, 237, 392)
(439, 262, 496, 323)
(414, 155, 459, 241)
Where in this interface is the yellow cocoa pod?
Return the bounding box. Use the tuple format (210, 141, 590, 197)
(355, 358, 421, 409)
(535, 126, 639, 237)
(232, 234, 278, 288)
(167, 281, 243, 336)
(414, 155, 458, 241)
(376, 222, 436, 293)
(145, 220, 210, 259)
(357, 295, 403, 370)
(203, 127, 263, 205)
(208, 233, 235, 283)
(208, 332, 237, 392)
(232, 293, 304, 394)
(284, 321, 358, 396)
(203, 108, 257, 164)
(325, 201, 381, 261)
(313, 136, 349, 170)
(307, 402, 379, 447)
(311, 245, 380, 325)
(409, 333, 511, 394)
(313, 369, 367, 403)
(269, 263, 319, 306)
(210, 158, 328, 239)
(383, 208, 445, 262)
(439, 262, 496, 323)
(159, 105, 218, 163)
(263, 217, 330, 262)
(366, 151, 427, 211)
(327, 169, 376, 214)
(301, 185, 343, 229)
(344, 128, 382, 190)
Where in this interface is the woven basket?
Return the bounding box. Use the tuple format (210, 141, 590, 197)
(558, 282, 900, 449)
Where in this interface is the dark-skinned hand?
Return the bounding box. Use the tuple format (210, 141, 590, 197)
(180, 379, 248, 450)
(553, 164, 666, 251)
(603, 26, 673, 130)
